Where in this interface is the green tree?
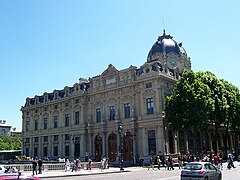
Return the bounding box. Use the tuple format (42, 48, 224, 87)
(165, 70, 213, 154)
(0, 134, 21, 150)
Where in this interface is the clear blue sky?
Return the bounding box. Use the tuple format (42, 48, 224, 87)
(0, 0, 239, 131)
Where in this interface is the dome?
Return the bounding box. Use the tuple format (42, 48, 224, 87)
(147, 30, 187, 62)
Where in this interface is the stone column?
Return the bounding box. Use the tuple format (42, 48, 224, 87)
(59, 134, 63, 158)
(88, 133, 93, 159)
(156, 125, 165, 154)
(142, 128, 147, 155)
(102, 132, 106, 158)
(173, 130, 179, 154)
(132, 133, 137, 165)
(70, 135, 74, 159)
(39, 136, 43, 157)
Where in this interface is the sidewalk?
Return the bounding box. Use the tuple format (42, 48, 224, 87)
(29, 167, 132, 179)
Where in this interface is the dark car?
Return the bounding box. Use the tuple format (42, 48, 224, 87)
(180, 162, 222, 180)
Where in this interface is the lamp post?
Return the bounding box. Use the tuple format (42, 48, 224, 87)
(118, 125, 124, 171)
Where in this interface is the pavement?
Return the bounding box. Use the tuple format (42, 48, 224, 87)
(26, 161, 240, 179)
(27, 167, 134, 179)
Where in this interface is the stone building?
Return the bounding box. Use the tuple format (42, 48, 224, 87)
(21, 31, 191, 163)
(0, 120, 12, 135)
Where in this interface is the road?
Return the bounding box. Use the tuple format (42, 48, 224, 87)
(41, 163, 240, 180)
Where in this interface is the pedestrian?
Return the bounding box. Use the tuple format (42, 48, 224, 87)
(227, 153, 235, 169)
(213, 154, 220, 169)
(38, 158, 43, 174)
(32, 158, 38, 176)
(87, 159, 92, 170)
(65, 159, 70, 172)
(75, 159, 80, 171)
(178, 155, 183, 169)
(148, 156, 154, 170)
(139, 156, 144, 167)
(157, 156, 161, 170)
(100, 158, 105, 171)
(167, 156, 174, 170)
(71, 160, 76, 172)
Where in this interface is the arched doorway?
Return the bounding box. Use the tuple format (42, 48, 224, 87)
(108, 133, 117, 162)
(95, 134, 102, 161)
(123, 131, 133, 161)
(74, 137, 80, 158)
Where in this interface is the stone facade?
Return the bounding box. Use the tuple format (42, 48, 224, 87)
(21, 31, 191, 163)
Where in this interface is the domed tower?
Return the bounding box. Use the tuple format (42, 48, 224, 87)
(146, 30, 191, 76)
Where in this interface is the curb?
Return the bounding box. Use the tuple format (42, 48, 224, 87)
(37, 169, 130, 179)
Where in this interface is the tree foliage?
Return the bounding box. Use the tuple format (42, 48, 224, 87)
(165, 70, 212, 131)
(0, 134, 21, 150)
(165, 70, 240, 153)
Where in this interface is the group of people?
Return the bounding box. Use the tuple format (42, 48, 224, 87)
(32, 158, 43, 176)
(147, 156, 163, 170)
(140, 151, 237, 171)
(100, 157, 109, 170)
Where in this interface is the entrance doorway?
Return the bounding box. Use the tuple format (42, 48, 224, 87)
(108, 133, 117, 161)
(95, 135, 102, 161)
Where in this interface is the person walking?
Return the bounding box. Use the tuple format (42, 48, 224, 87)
(213, 154, 220, 169)
(75, 159, 80, 171)
(227, 153, 235, 169)
(38, 158, 43, 174)
(139, 156, 144, 167)
(167, 156, 174, 170)
(32, 158, 38, 176)
(148, 156, 154, 170)
(65, 159, 70, 172)
(157, 156, 161, 170)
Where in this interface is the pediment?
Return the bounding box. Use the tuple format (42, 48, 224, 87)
(101, 64, 119, 77)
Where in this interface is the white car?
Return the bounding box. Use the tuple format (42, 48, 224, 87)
(180, 162, 222, 180)
(0, 165, 6, 173)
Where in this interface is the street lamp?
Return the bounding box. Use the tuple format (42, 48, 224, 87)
(118, 125, 124, 171)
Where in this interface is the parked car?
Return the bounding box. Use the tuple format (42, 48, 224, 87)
(180, 162, 222, 180)
(0, 172, 41, 180)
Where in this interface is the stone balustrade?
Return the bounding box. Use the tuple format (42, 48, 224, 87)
(3, 162, 102, 172)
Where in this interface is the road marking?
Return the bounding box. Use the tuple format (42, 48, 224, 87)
(156, 176, 179, 180)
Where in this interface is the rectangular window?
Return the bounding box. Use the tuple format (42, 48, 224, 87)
(34, 137, 38, 143)
(26, 148, 29, 157)
(44, 118, 48, 129)
(124, 103, 130, 119)
(34, 119, 38, 130)
(65, 114, 70, 127)
(96, 108, 102, 122)
(26, 121, 29, 132)
(65, 134, 70, 141)
(54, 116, 58, 128)
(54, 135, 58, 142)
(43, 147, 48, 157)
(109, 106, 115, 120)
(34, 147, 38, 157)
(146, 98, 154, 115)
(53, 146, 58, 156)
(65, 146, 70, 157)
(148, 130, 156, 155)
(25, 138, 30, 144)
(43, 136, 48, 142)
(75, 99, 80, 104)
(146, 82, 152, 89)
(75, 111, 80, 125)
